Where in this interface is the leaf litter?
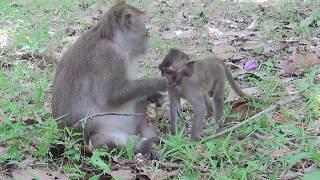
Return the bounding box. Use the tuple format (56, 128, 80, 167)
(1, 0, 320, 179)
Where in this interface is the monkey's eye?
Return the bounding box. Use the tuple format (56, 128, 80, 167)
(164, 69, 173, 75)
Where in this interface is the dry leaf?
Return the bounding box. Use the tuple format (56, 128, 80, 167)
(208, 26, 223, 38)
(150, 170, 177, 180)
(11, 167, 68, 180)
(253, 133, 274, 140)
(293, 53, 320, 67)
(279, 171, 302, 180)
(195, 144, 206, 154)
(268, 148, 299, 158)
(111, 169, 134, 180)
(272, 112, 289, 123)
(280, 53, 320, 76)
(212, 42, 235, 60)
(0, 29, 8, 51)
(281, 36, 300, 43)
(225, 100, 262, 123)
(256, 147, 299, 159)
(0, 144, 8, 156)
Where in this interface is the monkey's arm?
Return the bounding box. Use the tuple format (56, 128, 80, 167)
(109, 78, 168, 106)
(168, 88, 181, 135)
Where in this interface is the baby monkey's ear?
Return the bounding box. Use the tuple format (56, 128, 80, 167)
(184, 61, 196, 76)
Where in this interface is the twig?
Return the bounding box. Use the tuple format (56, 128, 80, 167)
(88, 112, 145, 119)
(73, 112, 145, 128)
(154, 161, 210, 172)
(201, 94, 302, 143)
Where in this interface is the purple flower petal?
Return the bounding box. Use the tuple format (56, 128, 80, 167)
(244, 60, 257, 70)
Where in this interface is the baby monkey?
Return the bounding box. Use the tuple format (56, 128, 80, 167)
(159, 48, 260, 141)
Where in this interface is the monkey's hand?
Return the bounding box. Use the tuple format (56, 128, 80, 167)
(147, 93, 164, 107)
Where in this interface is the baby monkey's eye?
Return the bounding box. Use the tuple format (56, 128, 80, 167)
(164, 69, 173, 75)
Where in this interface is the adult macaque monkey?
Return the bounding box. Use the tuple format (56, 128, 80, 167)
(159, 48, 261, 141)
(52, 2, 167, 158)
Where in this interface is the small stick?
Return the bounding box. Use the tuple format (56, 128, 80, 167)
(73, 112, 145, 128)
(88, 112, 145, 119)
(201, 94, 302, 143)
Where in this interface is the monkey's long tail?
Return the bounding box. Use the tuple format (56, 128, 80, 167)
(223, 65, 247, 97)
(224, 65, 264, 103)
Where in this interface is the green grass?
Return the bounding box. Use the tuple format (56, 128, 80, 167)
(1, 0, 319, 179)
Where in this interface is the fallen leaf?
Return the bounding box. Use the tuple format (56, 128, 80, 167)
(296, 123, 308, 129)
(294, 158, 313, 170)
(293, 53, 320, 67)
(272, 112, 289, 123)
(208, 26, 223, 38)
(253, 133, 274, 140)
(268, 147, 299, 158)
(225, 100, 262, 123)
(11, 167, 68, 180)
(195, 144, 206, 154)
(229, 53, 246, 62)
(279, 171, 302, 180)
(150, 170, 177, 180)
(280, 53, 320, 76)
(0, 144, 8, 156)
(281, 36, 300, 43)
(262, 43, 275, 57)
(285, 84, 299, 96)
(279, 61, 299, 76)
(111, 169, 134, 180)
(0, 29, 8, 51)
(212, 42, 235, 60)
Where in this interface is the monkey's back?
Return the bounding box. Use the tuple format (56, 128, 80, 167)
(51, 31, 111, 127)
(185, 57, 225, 92)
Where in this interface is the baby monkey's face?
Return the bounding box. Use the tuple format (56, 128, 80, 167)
(160, 60, 195, 87)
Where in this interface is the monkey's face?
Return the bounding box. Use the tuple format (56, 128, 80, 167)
(123, 13, 149, 55)
(161, 65, 189, 87)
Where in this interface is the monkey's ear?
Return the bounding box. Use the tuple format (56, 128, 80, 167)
(184, 61, 195, 76)
(120, 9, 133, 29)
(124, 12, 132, 28)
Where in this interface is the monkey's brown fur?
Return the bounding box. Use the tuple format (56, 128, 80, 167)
(159, 48, 260, 141)
(52, 2, 167, 158)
